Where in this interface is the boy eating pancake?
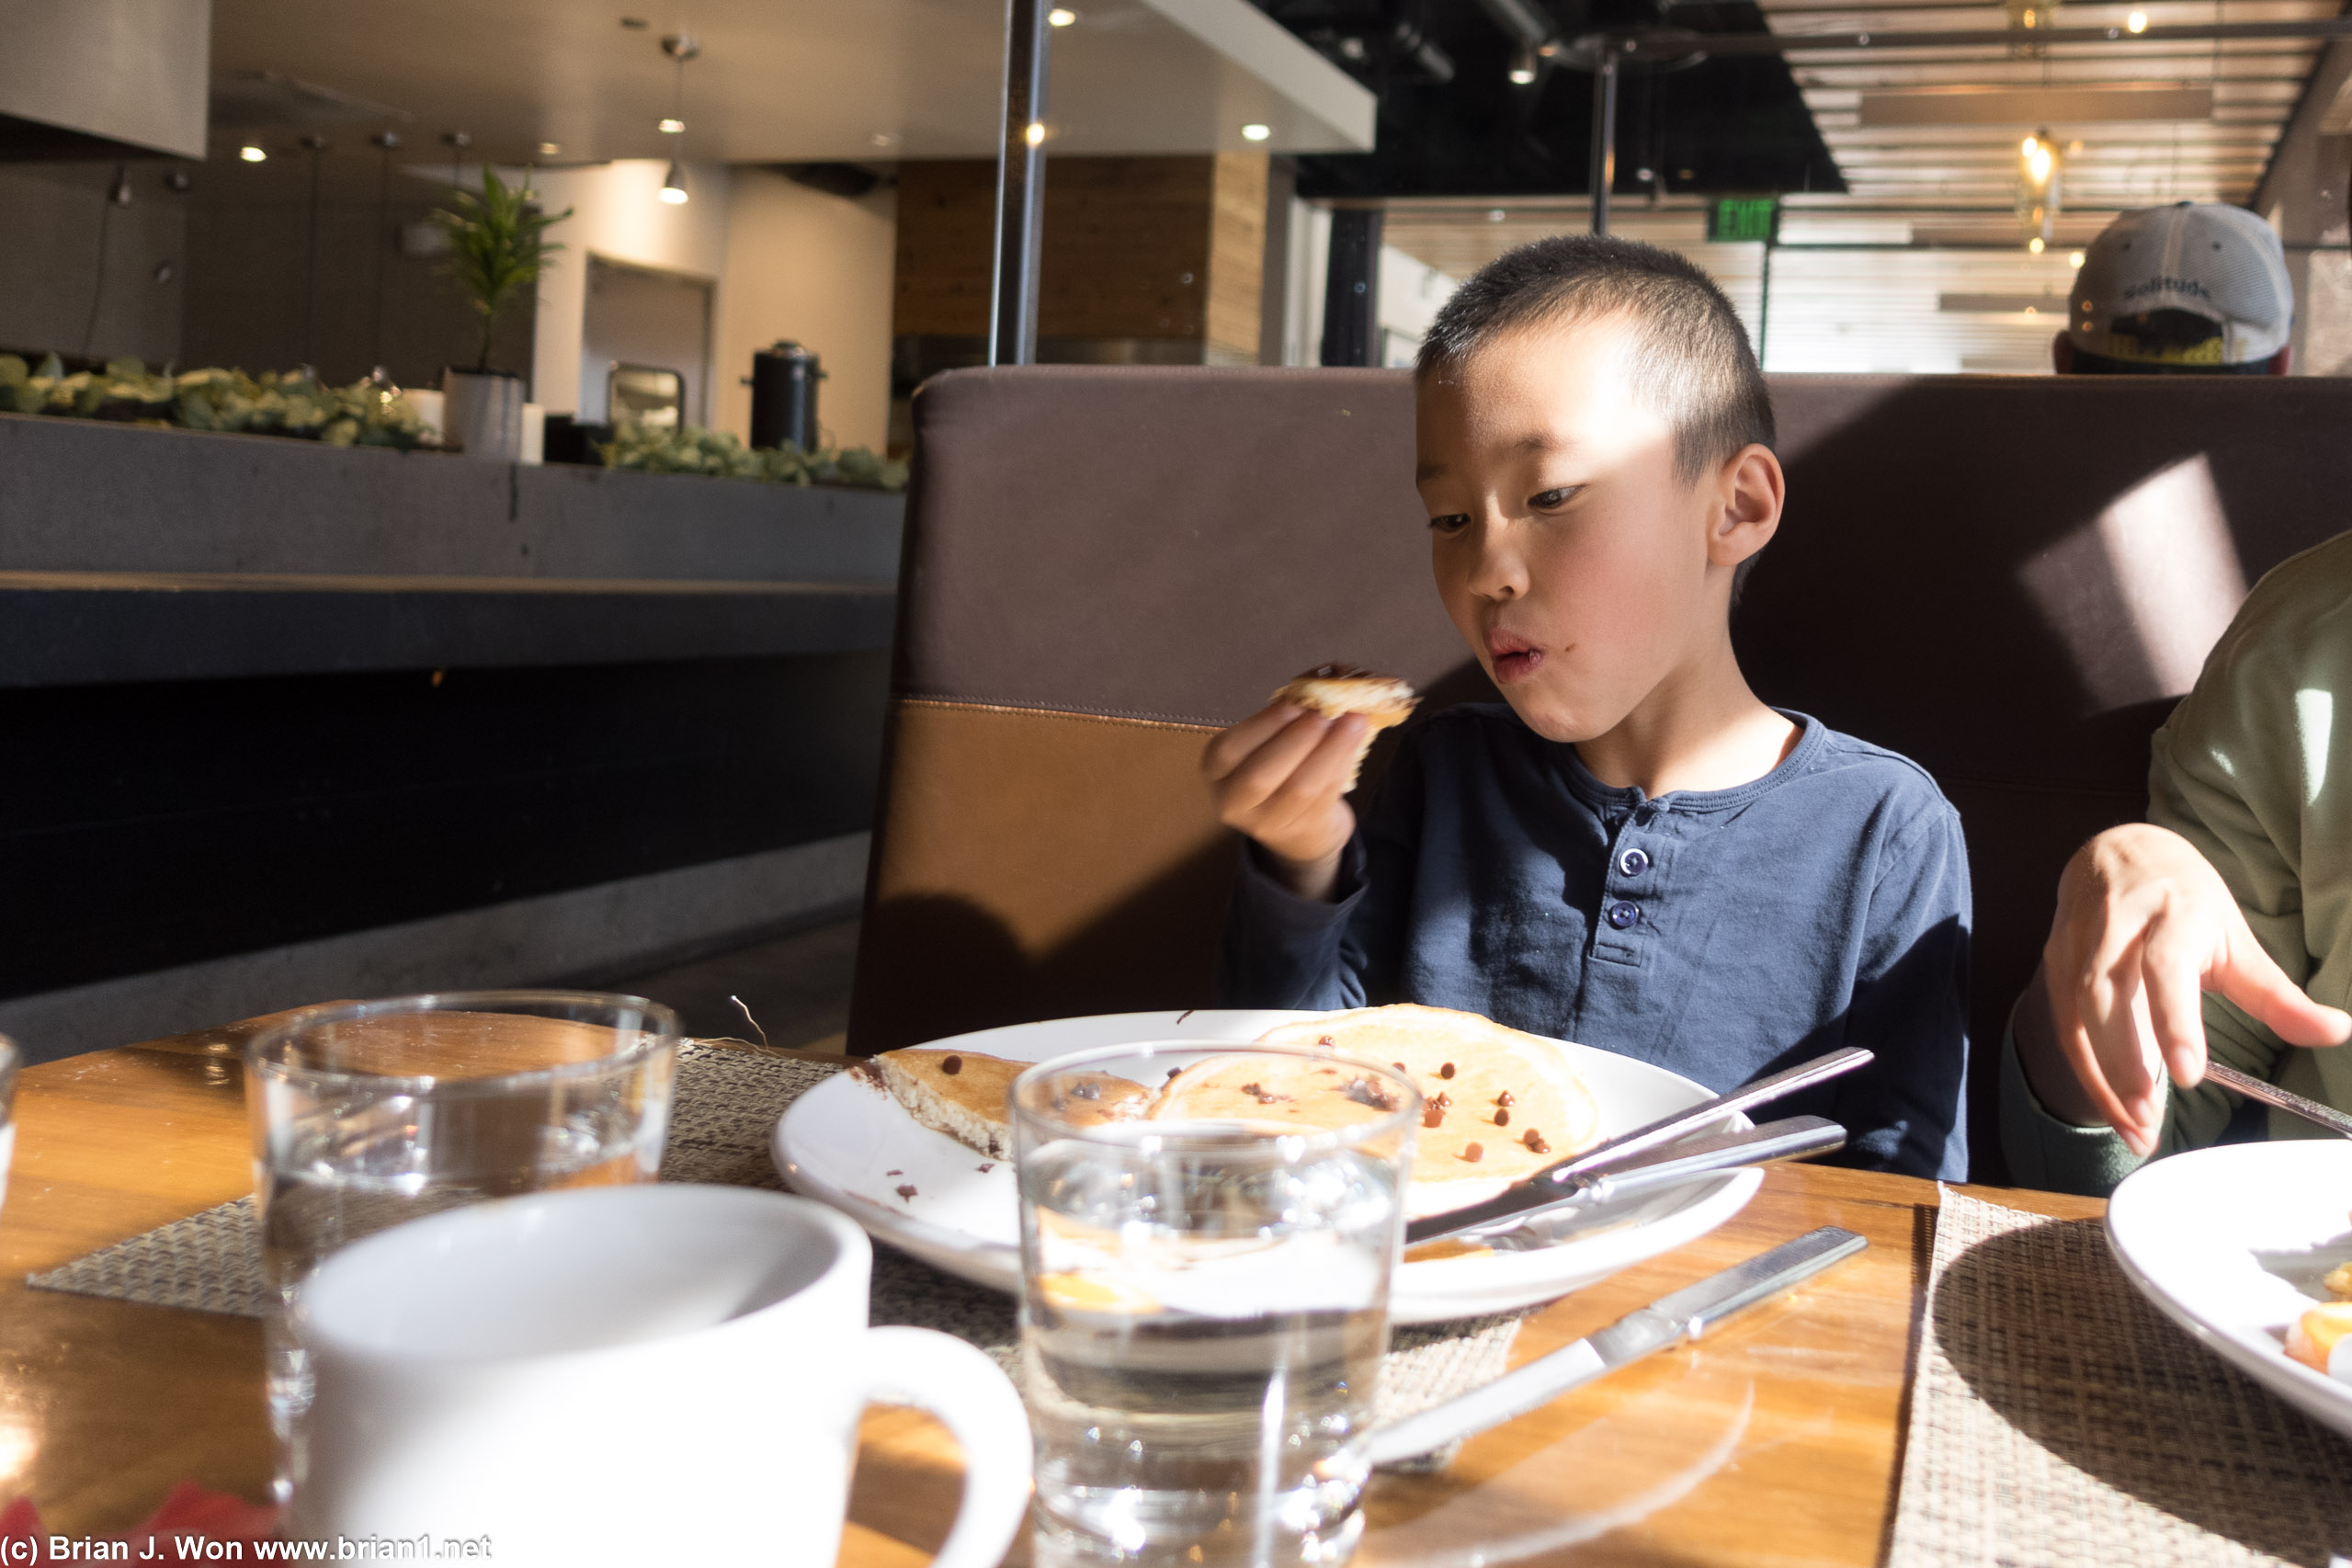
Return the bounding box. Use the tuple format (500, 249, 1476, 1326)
(1202, 237, 1970, 1179)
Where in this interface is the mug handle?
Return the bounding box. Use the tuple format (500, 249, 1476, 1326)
(863, 1326, 1034, 1568)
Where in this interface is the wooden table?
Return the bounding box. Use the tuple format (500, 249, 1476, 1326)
(0, 1021, 2102, 1564)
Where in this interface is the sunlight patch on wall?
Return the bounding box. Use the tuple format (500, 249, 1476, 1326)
(2021, 454, 2249, 713)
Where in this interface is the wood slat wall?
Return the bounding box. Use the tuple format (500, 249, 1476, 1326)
(892, 154, 1267, 359)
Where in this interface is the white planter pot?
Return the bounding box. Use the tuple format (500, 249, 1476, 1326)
(442, 369, 525, 461)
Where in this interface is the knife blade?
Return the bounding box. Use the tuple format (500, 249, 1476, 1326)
(1403, 1115, 1846, 1246)
(2205, 1059, 2352, 1139)
(1360, 1226, 1869, 1468)
(1556, 1046, 1876, 1181)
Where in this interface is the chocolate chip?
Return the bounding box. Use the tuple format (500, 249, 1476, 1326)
(895, 1184, 919, 1199)
(1423, 1102, 1446, 1129)
(1431, 1092, 1451, 1111)
(1494, 1108, 1511, 1127)
(1341, 1076, 1400, 1111)
(1072, 1081, 1101, 1100)
(1393, 1062, 1408, 1072)
(1523, 1130, 1550, 1154)
(1461, 1142, 1484, 1163)
(1317, 1035, 1335, 1046)
(977, 1163, 995, 1174)
(1495, 1090, 1514, 1108)
(941, 1055, 962, 1076)
(1439, 1062, 1456, 1079)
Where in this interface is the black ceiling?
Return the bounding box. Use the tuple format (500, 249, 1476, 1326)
(1254, 0, 1845, 199)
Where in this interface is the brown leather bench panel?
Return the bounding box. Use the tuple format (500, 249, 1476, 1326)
(1751, 374, 2352, 789)
(850, 699, 1233, 1052)
(892, 366, 1452, 725)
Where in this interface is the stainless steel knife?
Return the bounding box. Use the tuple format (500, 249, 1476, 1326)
(1403, 1115, 1847, 1247)
(2205, 1059, 2352, 1138)
(1361, 1225, 1869, 1468)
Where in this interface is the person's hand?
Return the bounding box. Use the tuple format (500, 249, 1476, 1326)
(2027, 823, 2352, 1153)
(1200, 704, 1367, 902)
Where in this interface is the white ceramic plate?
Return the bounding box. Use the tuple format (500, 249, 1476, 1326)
(772, 1009, 1762, 1324)
(2107, 1139, 2352, 1440)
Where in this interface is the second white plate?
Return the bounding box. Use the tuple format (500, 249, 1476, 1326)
(2108, 1138, 2352, 1441)
(773, 1009, 1762, 1324)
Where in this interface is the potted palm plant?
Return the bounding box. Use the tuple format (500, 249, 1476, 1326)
(435, 168, 570, 460)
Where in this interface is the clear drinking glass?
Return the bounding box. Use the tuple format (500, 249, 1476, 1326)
(0, 1033, 20, 1220)
(1014, 1042, 1418, 1568)
(245, 991, 680, 1496)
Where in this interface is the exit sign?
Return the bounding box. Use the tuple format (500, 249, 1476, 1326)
(1709, 197, 1779, 243)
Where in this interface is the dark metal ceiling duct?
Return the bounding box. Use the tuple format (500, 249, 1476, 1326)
(208, 72, 414, 132)
(0, 0, 210, 161)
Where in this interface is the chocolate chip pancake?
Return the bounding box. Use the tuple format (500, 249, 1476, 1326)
(1270, 665, 1418, 788)
(1251, 1005, 1602, 1192)
(859, 1048, 1151, 1159)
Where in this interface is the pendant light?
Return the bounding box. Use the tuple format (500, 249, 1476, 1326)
(656, 34, 699, 206)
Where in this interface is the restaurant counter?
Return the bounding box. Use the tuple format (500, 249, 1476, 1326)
(0, 414, 903, 1057)
(0, 412, 902, 686)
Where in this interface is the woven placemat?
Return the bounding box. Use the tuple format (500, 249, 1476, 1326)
(1888, 1189, 2352, 1567)
(28, 1043, 1518, 1457)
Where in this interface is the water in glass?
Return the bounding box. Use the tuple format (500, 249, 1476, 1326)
(1017, 1048, 1414, 1568)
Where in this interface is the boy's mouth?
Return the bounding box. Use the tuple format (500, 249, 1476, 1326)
(1485, 631, 1543, 684)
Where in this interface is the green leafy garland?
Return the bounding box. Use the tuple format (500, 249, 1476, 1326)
(599, 419, 908, 493)
(0, 355, 426, 448)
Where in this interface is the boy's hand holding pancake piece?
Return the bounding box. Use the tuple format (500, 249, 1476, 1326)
(1202, 666, 1417, 903)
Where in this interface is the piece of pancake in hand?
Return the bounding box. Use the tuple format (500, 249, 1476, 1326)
(1270, 665, 1418, 789)
(859, 1048, 1151, 1159)
(1253, 1005, 1602, 1200)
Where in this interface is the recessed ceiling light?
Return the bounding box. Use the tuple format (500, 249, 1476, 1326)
(870, 131, 898, 147)
(2028, 235, 2045, 253)
(1241, 122, 1271, 142)
(537, 141, 562, 156)
(1488, 208, 1506, 222)
(658, 117, 685, 134)
(239, 143, 267, 163)
(2069, 250, 2086, 267)
(2126, 9, 2148, 29)
(1048, 7, 1077, 24)
(619, 15, 648, 28)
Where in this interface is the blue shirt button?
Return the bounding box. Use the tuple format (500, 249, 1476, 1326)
(1607, 900, 1640, 930)
(1618, 847, 1650, 877)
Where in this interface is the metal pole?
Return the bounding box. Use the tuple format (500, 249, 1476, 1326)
(989, 0, 1051, 367)
(1320, 209, 1383, 367)
(1589, 50, 1619, 236)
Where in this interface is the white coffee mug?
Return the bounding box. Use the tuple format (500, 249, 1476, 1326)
(290, 1184, 1032, 1566)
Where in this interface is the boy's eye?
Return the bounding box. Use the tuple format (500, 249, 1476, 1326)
(1530, 486, 1581, 510)
(1427, 513, 1471, 534)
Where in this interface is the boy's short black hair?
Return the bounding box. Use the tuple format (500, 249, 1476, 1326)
(1416, 234, 1776, 488)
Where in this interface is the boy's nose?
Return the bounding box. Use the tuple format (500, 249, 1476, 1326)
(1466, 520, 1528, 600)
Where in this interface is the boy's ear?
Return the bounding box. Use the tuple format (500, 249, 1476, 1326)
(1709, 444, 1784, 568)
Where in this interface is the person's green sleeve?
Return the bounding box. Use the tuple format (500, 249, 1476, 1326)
(1997, 999, 2152, 1197)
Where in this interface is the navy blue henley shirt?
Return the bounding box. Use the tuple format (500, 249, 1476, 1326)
(1217, 705, 1971, 1180)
